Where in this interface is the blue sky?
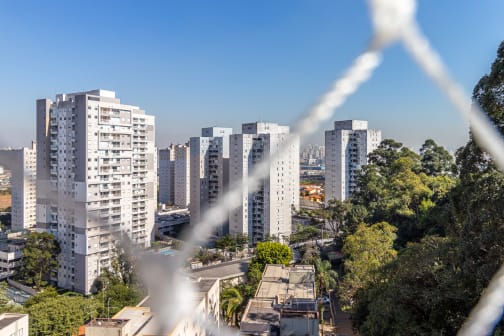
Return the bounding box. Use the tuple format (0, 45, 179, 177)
(0, 0, 502, 151)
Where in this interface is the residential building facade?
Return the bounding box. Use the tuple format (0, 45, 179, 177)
(173, 144, 190, 207)
(158, 145, 175, 205)
(0, 313, 28, 336)
(82, 278, 220, 336)
(229, 122, 299, 245)
(36, 89, 156, 294)
(189, 127, 232, 234)
(325, 120, 381, 203)
(0, 143, 37, 230)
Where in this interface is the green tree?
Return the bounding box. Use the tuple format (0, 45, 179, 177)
(24, 287, 58, 308)
(420, 139, 456, 176)
(246, 262, 263, 288)
(314, 258, 338, 296)
(351, 41, 504, 335)
(220, 287, 244, 326)
(289, 225, 321, 245)
(0, 282, 10, 308)
(254, 241, 292, 270)
(111, 239, 139, 286)
(355, 236, 465, 336)
(195, 248, 224, 265)
(27, 295, 101, 336)
(353, 142, 456, 244)
(318, 199, 351, 235)
(340, 222, 397, 310)
(236, 233, 249, 247)
(367, 139, 404, 173)
(215, 234, 234, 250)
(456, 40, 504, 181)
(20, 232, 60, 289)
(300, 244, 320, 265)
(95, 282, 142, 318)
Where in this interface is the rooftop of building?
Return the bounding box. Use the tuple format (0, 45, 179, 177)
(240, 299, 279, 335)
(140, 276, 218, 309)
(189, 258, 250, 280)
(112, 306, 160, 335)
(86, 318, 129, 328)
(241, 264, 318, 334)
(257, 264, 316, 303)
(0, 313, 28, 329)
(333, 119, 369, 130)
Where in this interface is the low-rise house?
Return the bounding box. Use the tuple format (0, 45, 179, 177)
(81, 278, 220, 336)
(0, 313, 28, 336)
(0, 235, 24, 280)
(240, 264, 319, 336)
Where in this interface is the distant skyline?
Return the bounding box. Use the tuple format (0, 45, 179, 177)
(0, 1, 503, 152)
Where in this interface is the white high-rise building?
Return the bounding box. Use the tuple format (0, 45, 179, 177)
(325, 120, 381, 203)
(0, 142, 37, 231)
(36, 89, 156, 294)
(229, 122, 299, 245)
(174, 144, 190, 207)
(158, 145, 175, 205)
(189, 127, 232, 234)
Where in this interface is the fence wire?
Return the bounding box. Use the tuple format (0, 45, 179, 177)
(0, 0, 503, 335)
(162, 0, 504, 334)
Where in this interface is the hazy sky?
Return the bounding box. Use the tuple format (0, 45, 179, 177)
(0, 0, 503, 152)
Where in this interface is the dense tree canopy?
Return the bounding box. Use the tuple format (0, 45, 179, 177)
(349, 40, 504, 336)
(27, 295, 101, 336)
(339, 222, 397, 309)
(355, 236, 464, 336)
(19, 232, 60, 289)
(420, 139, 456, 176)
(352, 139, 456, 244)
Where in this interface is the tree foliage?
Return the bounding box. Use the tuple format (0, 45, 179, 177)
(27, 295, 101, 336)
(95, 282, 142, 318)
(290, 225, 322, 245)
(340, 222, 397, 309)
(111, 240, 138, 286)
(216, 234, 249, 251)
(220, 287, 244, 326)
(253, 241, 292, 270)
(351, 41, 504, 335)
(356, 236, 465, 336)
(352, 139, 456, 243)
(318, 199, 351, 235)
(420, 139, 456, 176)
(20, 232, 60, 289)
(314, 258, 338, 296)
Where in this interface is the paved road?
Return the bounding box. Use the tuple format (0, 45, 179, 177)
(330, 291, 356, 336)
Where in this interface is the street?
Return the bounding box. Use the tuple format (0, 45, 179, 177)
(329, 291, 356, 336)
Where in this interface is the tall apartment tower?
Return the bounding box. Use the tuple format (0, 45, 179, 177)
(325, 120, 381, 203)
(36, 89, 156, 294)
(173, 144, 190, 207)
(229, 122, 299, 245)
(189, 127, 233, 234)
(158, 145, 175, 205)
(0, 142, 37, 230)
